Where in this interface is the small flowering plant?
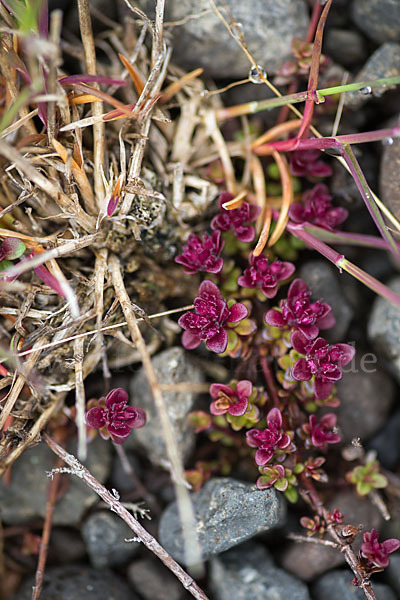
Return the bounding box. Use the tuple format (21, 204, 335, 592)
(347, 460, 388, 496)
(238, 252, 295, 299)
(289, 184, 348, 231)
(360, 529, 400, 569)
(210, 380, 253, 417)
(211, 191, 260, 242)
(289, 148, 333, 179)
(246, 407, 295, 466)
(301, 413, 341, 449)
(178, 280, 248, 353)
(265, 278, 335, 339)
(85, 388, 146, 444)
(174, 231, 224, 274)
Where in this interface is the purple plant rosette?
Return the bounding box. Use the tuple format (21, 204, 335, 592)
(291, 330, 355, 400)
(178, 280, 248, 353)
(289, 148, 333, 179)
(85, 388, 146, 444)
(175, 230, 224, 274)
(246, 407, 293, 466)
(209, 380, 253, 417)
(289, 183, 348, 231)
(238, 252, 295, 299)
(302, 413, 341, 448)
(211, 191, 261, 242)
(265, 278, 335, 340)
(361, 529, 400, 569)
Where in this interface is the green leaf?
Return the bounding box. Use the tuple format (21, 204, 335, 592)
(371, 474, 388, 489)
(284, 486, 298, 503)
(357, 481, 372, 496)
(274, 478, 289, 492)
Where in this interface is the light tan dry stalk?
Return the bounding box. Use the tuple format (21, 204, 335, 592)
(44, 434, 209, 600)
(47, 10, 63, 144)
(77, 0, 105, 209)
(74, 336, 87, 461)
(108, 253, 203, 572)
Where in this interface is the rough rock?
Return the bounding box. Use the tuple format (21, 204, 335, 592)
(130, 0, 308, 78)
(13, 565, 135, 600)
(368, 277, 400, 383)
(127, 347, 204, 465)
(380, 130, 400, 222)
(335, 358, 395, 444)
(298, 260, 353, 342)
(352, 0, 400, 45)
(368, 410, 400, 470)
(210, 542, 310, 600)
(127, 557, 188, 600)
(48, 527, 86, 564)
(0, 437, 111, 526)
(344, 43, 400, 110)
(386, 554, 400, 595)
(324, 28, 367, 68)
(82, 511, 141, 568)
(159, 477, 286, 564)
(280, 490, 381, 581)
(313, 570, 396, 600)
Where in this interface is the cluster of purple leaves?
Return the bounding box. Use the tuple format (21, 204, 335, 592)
(289, 184, 348, 231)
(361, 529, 400, 569)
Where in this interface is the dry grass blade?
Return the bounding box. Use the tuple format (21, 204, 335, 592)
(74, 337, 87, 460)
(267, 151, 293, 247)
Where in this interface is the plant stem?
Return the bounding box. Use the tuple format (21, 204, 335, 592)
(259, 355, 280, 408)
(44, 435, 210, 600)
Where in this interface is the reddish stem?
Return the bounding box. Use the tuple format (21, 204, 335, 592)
(259, 354, 280, 408)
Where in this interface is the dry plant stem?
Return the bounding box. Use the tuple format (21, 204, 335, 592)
(266, 151, 292, 248)
(301, 474, 377, 600)
(77, 0, 104, 208)
(0, 337, 47, 432)
(0, 47, 36, 136)
(288, 533, 338, 548)
(44, 434, 209, 600)
(74, 337, 87, 461)
(47, 10, 63, 144)
(0, 141, 96, 232)
(205, 109, 237, 194)
(31, 458, 63, 600)
(0, 393, 65, 475)
(109, 254, 203, 572)
(94, 248, 108, 378)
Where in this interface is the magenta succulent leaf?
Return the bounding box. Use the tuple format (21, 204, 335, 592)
(361, 529, 400, 569)
(209, 380, 252, 416)
(85, 387, 146, 444)
(289, 184, 348, 231)
(291, 331, 355, 400)
(289, 149, 332, 179)
(265, 278, 335, 339)
(302, 413, 341, 448)
(246, 407, 293, 466)
(175, 231, 224, 274)
(211, 191, 261, 242)
(238, 252, 295, 298)
(178, 280, 248, 353)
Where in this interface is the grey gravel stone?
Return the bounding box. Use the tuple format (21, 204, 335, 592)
(127, 347, 204, 465)
(368, 410, 400, 470)
(210, 542, 310, 600)
(324, 28, 367, 68)
(280, 490, 381, 581)
(344, 43, 400, 110)
(13, 565, 135, 600)
(385, 553, 400, 595)
(335, 358, 395, 444)
(159, 477, 286, 564)
(0, 437, 111, 526)
(131, 0, 308, 78)
(127, 557, 188, 600)
(298, 260, 353, 342)
(82, 511, 141, 568)
(352, 0, 400, 45)
(313, 570, 396, 600)
(48, 527, 86, 564)
(368, 277, 400, 383)
(380, 129, 400, 222)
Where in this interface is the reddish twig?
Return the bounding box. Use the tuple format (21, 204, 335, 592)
(44, 434, 209, 600)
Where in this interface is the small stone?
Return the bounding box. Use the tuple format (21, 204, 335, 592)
(126, 347, 204, 465)
(324, 28, 367, 67)
(352, 0, 400, 45)
(298, 261, 353, 342)
(344, 43, 400, 110)
(127, 557, 188, 600)
(82, 511, 141, 568)
(368, 277, 400, 383)
(48, 527, 86, 564)
(380, 127, 400, 222)
(159, 477, 286, 564)
(13, 565, 135, 600)
(386, 553, 400, 595)
(313, 570, 396, 600)
(129, 0, 308, 78)
(368, 410, 400, 470)
(0, 437, 111, 526)
(335, 358, 395, 444)
(210, 542, 310, 600)
(280, 490, 381, 580)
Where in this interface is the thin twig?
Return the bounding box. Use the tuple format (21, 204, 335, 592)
(44, 434, 209, 600)
(74, 337, 86, 461)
